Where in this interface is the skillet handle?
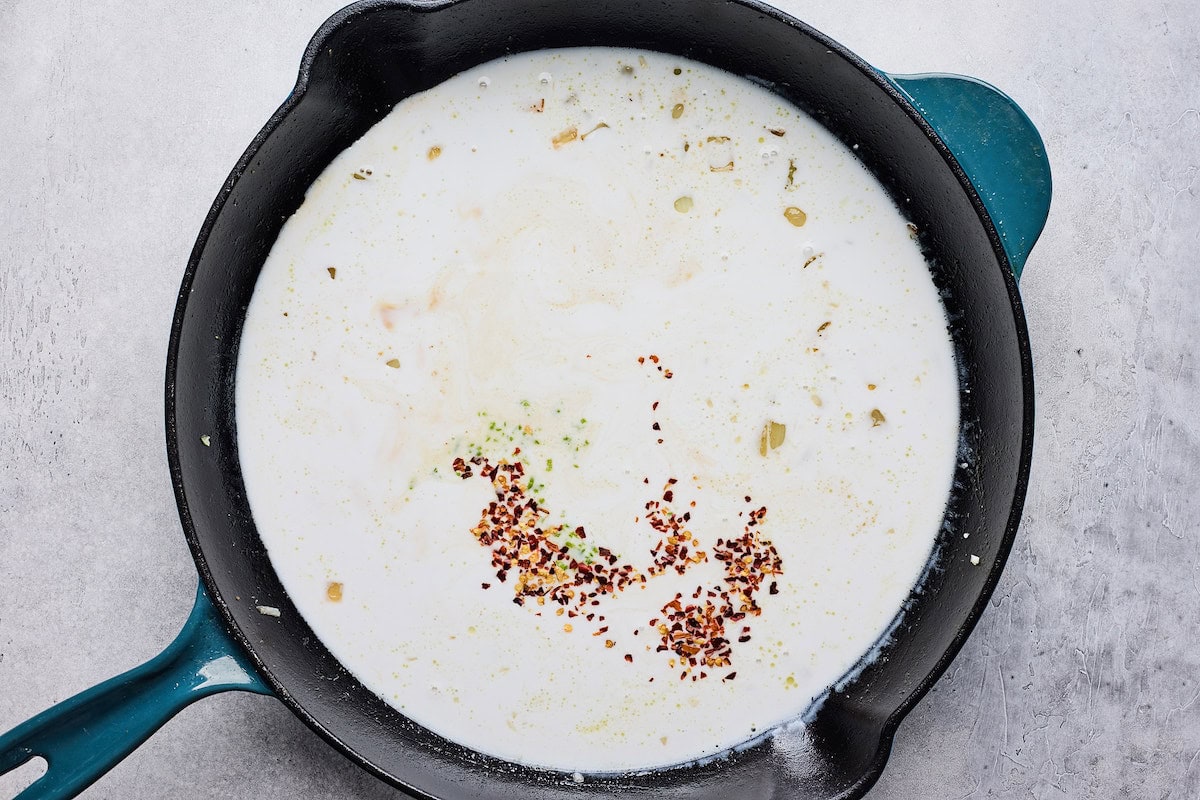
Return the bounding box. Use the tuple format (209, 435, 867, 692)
(0, 584, 270, 800)
(883, 72, 1052, 280)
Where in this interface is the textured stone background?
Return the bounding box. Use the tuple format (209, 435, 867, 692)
(2, 0, 1197, 797)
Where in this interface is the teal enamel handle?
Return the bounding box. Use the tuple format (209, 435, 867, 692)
(0, 584, 269, 800)
(883, 72, 1052, 279)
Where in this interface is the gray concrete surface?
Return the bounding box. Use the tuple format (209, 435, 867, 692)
(2, 1, 1197, 797)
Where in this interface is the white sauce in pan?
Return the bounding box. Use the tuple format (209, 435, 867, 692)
(235, 48, 959, 772)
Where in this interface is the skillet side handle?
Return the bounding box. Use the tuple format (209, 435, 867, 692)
(0, 584, 270, 800)
(884, 72, 1052, 280)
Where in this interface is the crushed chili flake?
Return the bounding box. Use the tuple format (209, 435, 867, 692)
(457, 364, 783, 681)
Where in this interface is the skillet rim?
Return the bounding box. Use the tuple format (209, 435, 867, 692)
(164, 1, 1035, 796)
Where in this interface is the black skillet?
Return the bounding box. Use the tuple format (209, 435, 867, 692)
(0, 0, 1050, 797)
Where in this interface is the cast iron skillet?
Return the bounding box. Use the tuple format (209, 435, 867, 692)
(0, 1, 1051, 798)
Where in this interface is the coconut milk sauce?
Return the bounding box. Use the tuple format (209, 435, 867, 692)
(235, 48, 959, 772)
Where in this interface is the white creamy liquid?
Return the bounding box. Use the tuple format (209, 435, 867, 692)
(235, 48, 959, 773)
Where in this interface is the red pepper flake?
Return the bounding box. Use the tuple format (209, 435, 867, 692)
(724, 671, 737, 681)
(454, 379, 782, 682)
(652, 422, 661, 431)
(652, 401, 660, 411)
